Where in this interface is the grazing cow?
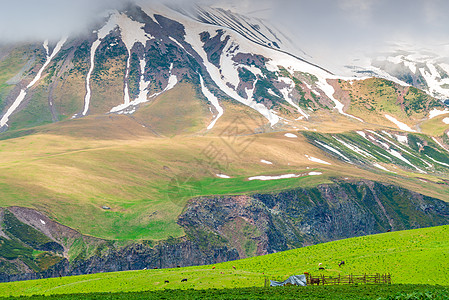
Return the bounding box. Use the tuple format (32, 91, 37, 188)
(339, 260, 345, 267)
(212, 266, 216, 269)
(181, 278, 188, 282)
(310, 278, 320, 285)
(177, 265, 181, 268)
(318, 267, 325, 270)
(232, 266, 236, 270)
(164, 280, 169, 284)
(387, 229, 391, 232)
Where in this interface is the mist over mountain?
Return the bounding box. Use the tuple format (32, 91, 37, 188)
(2, 0, 448, 72)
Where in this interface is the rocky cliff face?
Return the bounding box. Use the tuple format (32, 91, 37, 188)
(1, 179, 448, 282)
(0, 206, 238, 282)
(179, 179, 449, 257)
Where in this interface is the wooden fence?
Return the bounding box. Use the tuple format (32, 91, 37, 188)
(265, 273, 391, 287)
(306, 273, 391, 286)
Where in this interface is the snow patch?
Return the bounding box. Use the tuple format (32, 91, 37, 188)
(248, 174, 302, 181)
(216, 174, 231, 179)
(356, 131, 367, 139)
(384, 114, 415, 132)
(308, 172, 322, 176)
(429, 109, 449, 119)
(373, 163, 393, 172)
(395, 134, 408, 144)
(260, 159, 273, 165)
(40, 219, 46, 225)
(284, 133, 298, 138)
(305, 155, 331, 165)
(443, 117, 449, 125)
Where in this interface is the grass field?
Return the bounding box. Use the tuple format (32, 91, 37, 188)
(0, 225, 448, 297)
(4, 285, 449, 300)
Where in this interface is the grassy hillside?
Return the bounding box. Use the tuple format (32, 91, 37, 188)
(0, 114, 448, 241)
(0, 225, 448, 297)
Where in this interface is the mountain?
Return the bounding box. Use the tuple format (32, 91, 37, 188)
(0, 2, 448, 282)
(346, 44, 449, 102)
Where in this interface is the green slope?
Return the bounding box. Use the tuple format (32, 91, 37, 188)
(0, 225, 448, 297)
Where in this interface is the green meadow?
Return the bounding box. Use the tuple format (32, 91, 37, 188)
(5, 285, 449, 300)
(0, 225, 448, 297)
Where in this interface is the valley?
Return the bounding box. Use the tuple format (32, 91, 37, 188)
(0, 2, 448, 294)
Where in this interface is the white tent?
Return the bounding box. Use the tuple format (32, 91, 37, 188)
(270, 274, 307, 287)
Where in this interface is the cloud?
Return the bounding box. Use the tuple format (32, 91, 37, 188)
(0, 0, 124, 43)
(257, 0, 449, 72)
(0, 0, 447, 74)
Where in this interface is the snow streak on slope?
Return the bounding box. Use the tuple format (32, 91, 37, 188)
(82, 11, 157, 116)
(80, 16, 117, 117)
(200, 75, 223, 130)
(0, 37, 66, 127)
(316, 80, 364, 122)
(315, 140, 351, 162)
(384, 114, 415, 132)
(279, 77, 309, 119)
(113, 13, 153, 109)
(147, 63, 178, 99)
(181, 24, 280, 126)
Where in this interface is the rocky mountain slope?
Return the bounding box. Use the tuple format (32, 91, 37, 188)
(1, 3, 447, 132)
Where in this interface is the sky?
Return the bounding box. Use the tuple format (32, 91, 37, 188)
(0, 0, 447, 71)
